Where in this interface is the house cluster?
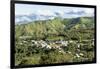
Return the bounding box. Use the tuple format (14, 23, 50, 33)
(18, 36, 94, 57)
(31, 40, 68, 50)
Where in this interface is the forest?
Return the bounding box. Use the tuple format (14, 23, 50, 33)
(15, 17, 95, 66)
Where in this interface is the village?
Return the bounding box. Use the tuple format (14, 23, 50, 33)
(17, 36, 94, 59)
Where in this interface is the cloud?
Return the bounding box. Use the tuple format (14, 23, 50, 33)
(84, 8, 94, 14)
(83, 8, 94, 16)
(65, 8, 94, 17)
(15, 3, 94, 17)
(36, 10, 56, 16)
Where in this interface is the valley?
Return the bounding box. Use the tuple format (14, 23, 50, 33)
(15, 17, 95, 66)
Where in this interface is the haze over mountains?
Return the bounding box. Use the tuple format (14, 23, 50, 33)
(15, 10, 94, 24)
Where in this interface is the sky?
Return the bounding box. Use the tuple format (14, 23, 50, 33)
(15, 4, 94, 17)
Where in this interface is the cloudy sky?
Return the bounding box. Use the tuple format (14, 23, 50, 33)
(15, 4, 94, 17)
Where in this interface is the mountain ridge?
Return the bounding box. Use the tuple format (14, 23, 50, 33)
(15, 10, 93, 24)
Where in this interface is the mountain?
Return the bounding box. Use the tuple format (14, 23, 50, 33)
(15, 14, 55, 24)
(63, 17, 94, 29)
(15, 16, 94, 42)
(15, 10, 93, 24)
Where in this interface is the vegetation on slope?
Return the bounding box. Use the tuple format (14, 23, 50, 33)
(15, 17, 95, 66)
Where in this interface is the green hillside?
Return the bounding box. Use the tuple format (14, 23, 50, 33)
(15, 17, 94, 40)
(15, 17, 95, 66)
